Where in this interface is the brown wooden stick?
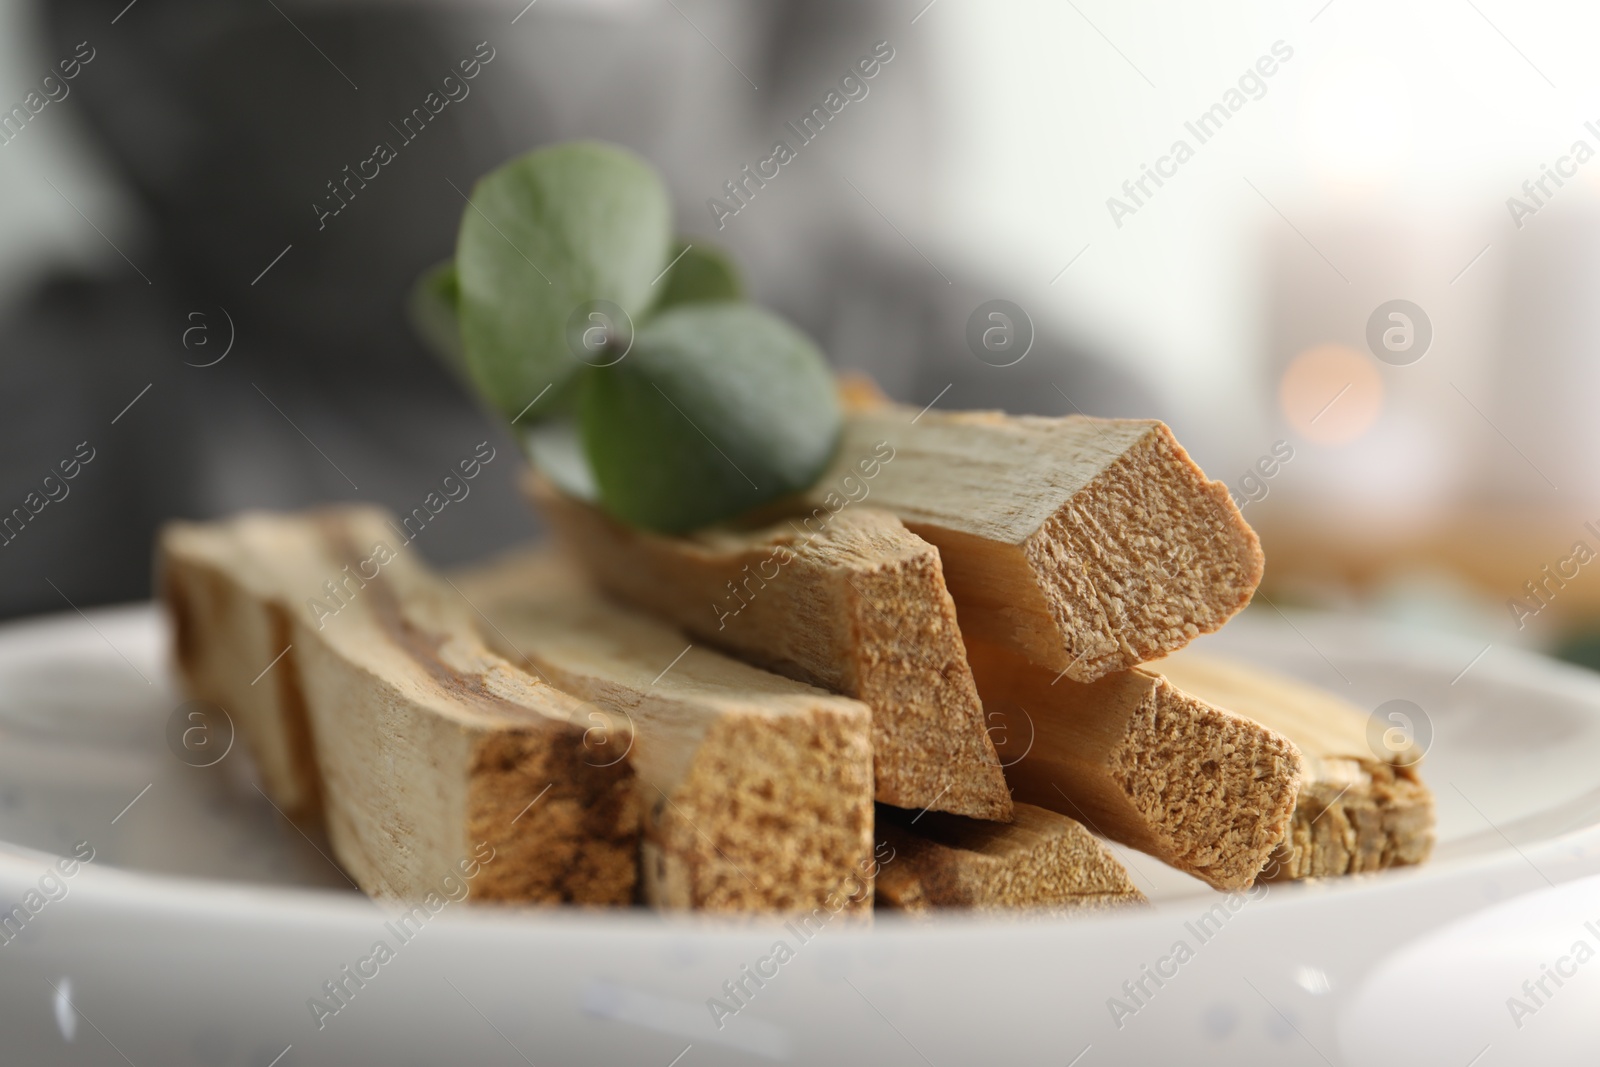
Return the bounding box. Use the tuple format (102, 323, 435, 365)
(159, 509, 639, 904)
(453, 548, 877, 914)
(967, 639, 1302, 890)
(797, 407, 1263, 683)
(1155, 655, 1435, 880)
(529, 475, 1012, 822)
(875, 803, 1144, 915)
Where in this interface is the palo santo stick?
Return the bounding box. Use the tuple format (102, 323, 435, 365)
(968, 639, 1302, 890)
(1155, 655, 1435, 880)
(159, 509, 639, 904)
(161, 536, 321, 820)
(800, 407, 1263, 683)
(875, 803, 1145, 915)
(454, 548, 877, 914)
(529, 475, 1012, 822)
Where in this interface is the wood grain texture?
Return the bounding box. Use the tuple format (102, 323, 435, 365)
(161, 536, 320, 820)
(876, 803, 1144, 915)
(159, 508, 639, 904)
(969, 639, 1302, 890)
(454, 548, 877, 914)
(1156, 655, 1435, 880)
(529, 475, 1012, 822)
(803, 407, 1263, 682)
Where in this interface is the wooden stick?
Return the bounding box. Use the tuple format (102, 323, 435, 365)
(159, 509, 639, 904)
(799, 407, 1263, 683)
(529, 475, 1012, 822)
(453, 548, 877, 914)
(1155, 655, 1435, 880)
(875, 803, 1144, 915)
(967, 639, 1302, 890)
(160, 531, 321, 820)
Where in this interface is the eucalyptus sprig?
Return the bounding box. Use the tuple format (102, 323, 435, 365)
(412, 141, 840, 533)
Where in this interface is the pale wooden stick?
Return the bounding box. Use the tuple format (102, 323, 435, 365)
(967, 639, 1303, 890)
(529, 475, 1012, 822)
(798, 406, 1263, 683)
(160, 537, 320, 820)
(160, 509, 639, 904)
(875, 803, 1144, 915)
(1155, 655, 1435, 880)
(454, 548, 876, 914)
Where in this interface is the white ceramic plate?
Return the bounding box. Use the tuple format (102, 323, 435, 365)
(3, 604, 1599, 1065)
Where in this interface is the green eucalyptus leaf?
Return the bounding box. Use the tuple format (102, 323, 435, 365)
(580, 303, 841, 533)
(527, 367, 585, 422)
(523, 417, 598, 501)
(456, 141, 672, 421)
(650, 239, 742, 311)
(408, 260, 467, 381)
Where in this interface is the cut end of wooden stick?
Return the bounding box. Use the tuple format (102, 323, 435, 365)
(875, 802, 1145, 916)
(643, 709, 877, 914)
(1022, 420, 1264, 680)
(528, 474, 1012, 822)
(1156, 654, 1436, 881)
(1267, 760, 1435, 880)
(1109, 673, 1301, 888)
(462, 727, 643, 904)
(815, 408, 1264, 682)
(969, 639, 1302, 891)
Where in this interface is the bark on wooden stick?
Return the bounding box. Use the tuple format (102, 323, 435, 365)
(529, 475, 1012, 822)
(455, 547, 877, 914)
(802, 406, 1264, 683)
(875, 803, 1144, 915)
(1156, 655, 1435, 880)
(160, 508, 639, 904)
(968, 639, 1302, 890)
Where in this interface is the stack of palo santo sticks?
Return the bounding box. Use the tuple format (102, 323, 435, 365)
(159, 389, 1434, 915)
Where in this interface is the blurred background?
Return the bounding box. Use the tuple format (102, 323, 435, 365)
(1, 0, 1597, 668)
